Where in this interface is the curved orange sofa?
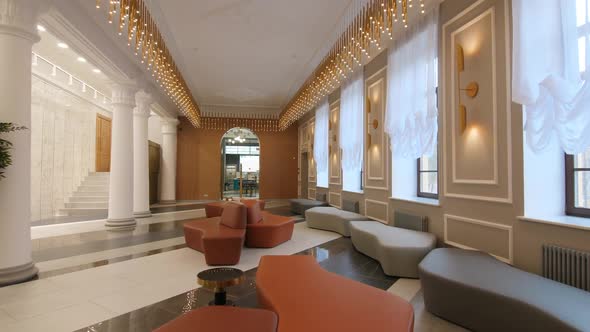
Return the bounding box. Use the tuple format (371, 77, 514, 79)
(243, 200, 294, 248)
(183, 203, 246, 265)
(256, 255, 414, 332)
(204, 201, 229, 218)
(154, 306, 277, 332)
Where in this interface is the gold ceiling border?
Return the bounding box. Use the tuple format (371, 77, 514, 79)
(278, 0, 425, 130)
(95, 0, 201, 127)
(201, 117, 280, 132)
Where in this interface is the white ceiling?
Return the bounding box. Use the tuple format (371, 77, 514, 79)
(149, 0, 353, 116)
(33, 28, 112, 95)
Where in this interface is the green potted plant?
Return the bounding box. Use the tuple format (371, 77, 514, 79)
(0, 123, 26, 180)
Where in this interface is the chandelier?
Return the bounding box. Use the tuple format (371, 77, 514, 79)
(95, 0, 201, 127)
(278, 0, 426, 130)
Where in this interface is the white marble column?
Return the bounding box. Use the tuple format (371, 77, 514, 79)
(0, 0, 43, 286)
(133, 91, 152, 218)
(160, 118, 179, 204)
(106, 82, 138, 230)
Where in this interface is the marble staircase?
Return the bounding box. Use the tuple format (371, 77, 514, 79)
(60, 172, 109, 216)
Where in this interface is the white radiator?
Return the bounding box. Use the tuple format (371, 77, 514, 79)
(542, 244, 590, 291)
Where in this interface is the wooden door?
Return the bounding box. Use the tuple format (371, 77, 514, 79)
(149, 141, 161, 204)
(95, 115, 112, 172)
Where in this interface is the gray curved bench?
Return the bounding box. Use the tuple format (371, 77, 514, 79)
(419, 248, 590, 332)
(350, 221, 436, 278)
(306, 207, 370, 236)
(290, 193, 328, 215)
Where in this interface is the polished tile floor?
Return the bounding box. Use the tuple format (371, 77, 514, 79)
(75, 237, 399, 332)
(4, 201, 467, 332)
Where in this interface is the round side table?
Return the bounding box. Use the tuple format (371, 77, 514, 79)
(197, 267, 245, 306)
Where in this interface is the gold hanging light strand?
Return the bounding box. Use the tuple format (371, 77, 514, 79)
(97, 0, 201, 127)
(279, 0, 428, 130)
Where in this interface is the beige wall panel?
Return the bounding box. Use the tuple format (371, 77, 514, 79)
(445, 214, 512, 263)
(329, 192, 342, 208)
(442, 0, 512, 203)
(365, 199, 389, 224)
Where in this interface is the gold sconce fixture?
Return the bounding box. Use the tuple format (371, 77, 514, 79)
(333, 134, 337, 142)
(372, 119, 379, 130)
(456, 45, 479, 134)
(367, 133, 372, 148)
(366, 97, 372, 114)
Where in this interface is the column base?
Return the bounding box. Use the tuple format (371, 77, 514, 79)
(159, 200, 177, 205)
(0, 261, 38, 287)
(133, 210, 152, 218)
(105, 217, 137, 231)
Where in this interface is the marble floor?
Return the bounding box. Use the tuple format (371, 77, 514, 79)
(2, 202, 467, 332)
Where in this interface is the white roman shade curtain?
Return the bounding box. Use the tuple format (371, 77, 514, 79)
(340, 70, 365, 192)
(513, 0, 590, 154)
(314, 99, 330, 188)
(384, 5, 439, 158)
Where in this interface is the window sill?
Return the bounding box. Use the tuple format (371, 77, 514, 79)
(389, 196, 440, 207)
(518, 214, 590, 232)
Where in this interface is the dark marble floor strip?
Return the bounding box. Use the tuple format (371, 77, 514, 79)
(30, 203, 209, 227)
(36, 244, 187, 280)
(75, 237, 397, 332)
(32, 219, 194, 262)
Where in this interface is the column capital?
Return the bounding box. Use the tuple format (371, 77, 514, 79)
(134, 91, 153, 118)
(161, 118, 180, 134)
(0, 0, 47, 42)
(111, 82, 139, 108)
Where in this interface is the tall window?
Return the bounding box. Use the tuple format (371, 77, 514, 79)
(314, 100, 330, 188)
(565, 0, 590, 217)
(340, 70, 365, 193)
(418, 149, 438, 199)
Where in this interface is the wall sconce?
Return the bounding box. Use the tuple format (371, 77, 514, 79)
(456, 44, 479, 134)
(366, 97, 371, 113)
(367, 133, 372, 147)
(333, 134, 337, 142)
(372, 119, 379, 130)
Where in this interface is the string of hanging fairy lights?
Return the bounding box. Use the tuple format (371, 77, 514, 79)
(95, 0, 201, 127)
(278, 0, 426, 130)
(201, 117, 280, 132)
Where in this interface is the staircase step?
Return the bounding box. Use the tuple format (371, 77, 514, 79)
(78, 185, 109, 193)
(69, 196, 109, 203)
(73, 191, 110, 197)
(89, 172, 110, 177)
(59, 208, 108, 216)
(65, 202, 108, 209)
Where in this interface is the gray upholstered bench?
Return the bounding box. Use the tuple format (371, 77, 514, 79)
(290, 193, 328, 215)
(350, 220, 436, 278)
(419, 248, 590, 332)
(305, 200, 369, 237)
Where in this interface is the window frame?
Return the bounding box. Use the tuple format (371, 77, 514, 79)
(417, 157, 438, 199)
(565, 153, 590, 217)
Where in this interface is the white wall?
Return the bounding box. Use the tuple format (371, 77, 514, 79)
(30, 77, 103, 221)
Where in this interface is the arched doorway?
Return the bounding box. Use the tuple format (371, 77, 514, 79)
(221, 128, 260, 199)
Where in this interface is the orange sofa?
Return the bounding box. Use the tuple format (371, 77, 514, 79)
(256, 255, 414, 332)
(243, 200, 294, 248)
(204, 201, 230, 218)
(183, 203, 246, 265)
(154, 306, 277, 332)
